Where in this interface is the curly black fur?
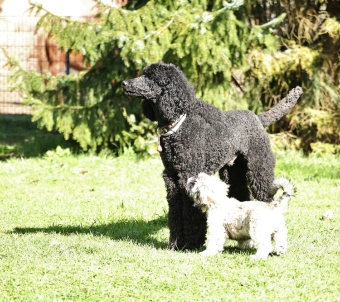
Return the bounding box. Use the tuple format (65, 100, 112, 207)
(122, 62, 302, 251)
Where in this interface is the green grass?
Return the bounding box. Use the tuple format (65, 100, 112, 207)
(0, 146, 339, 300)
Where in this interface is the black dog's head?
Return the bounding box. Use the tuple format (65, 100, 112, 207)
(122, 62, 196, 125)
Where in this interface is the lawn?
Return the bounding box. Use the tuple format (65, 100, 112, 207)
(0, 118, 339, 301)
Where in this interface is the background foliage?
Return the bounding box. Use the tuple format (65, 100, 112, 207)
(5, 0, 340, 154)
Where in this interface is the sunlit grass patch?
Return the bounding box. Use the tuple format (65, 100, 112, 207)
(0, 150, 339, 301)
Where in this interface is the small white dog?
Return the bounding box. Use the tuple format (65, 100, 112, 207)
(187, 173, 295, 260)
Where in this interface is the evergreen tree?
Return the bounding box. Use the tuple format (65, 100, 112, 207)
(5, 0, 340, 154)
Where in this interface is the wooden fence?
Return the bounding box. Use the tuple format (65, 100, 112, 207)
(0, 0, 127, 115)
(0, 16, 42, 114)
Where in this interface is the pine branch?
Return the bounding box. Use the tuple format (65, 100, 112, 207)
(144, 18, 174, 40)
(28, 1, 71, 23)
(257, 13, 287, 29)
(222, 0, 244, 11)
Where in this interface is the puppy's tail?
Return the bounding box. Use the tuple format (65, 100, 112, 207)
(257, 86, 303, 127)
(270, 177, 295, 212)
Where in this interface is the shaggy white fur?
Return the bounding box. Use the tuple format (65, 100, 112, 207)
(187, 173, 295, 260)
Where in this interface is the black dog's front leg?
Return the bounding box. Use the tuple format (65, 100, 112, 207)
(163, 172, 207, 251)
(181, 190, 207, 250)
(163, 173, 184, 250)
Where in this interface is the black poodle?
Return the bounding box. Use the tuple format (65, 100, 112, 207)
(122, 62, 303, 250)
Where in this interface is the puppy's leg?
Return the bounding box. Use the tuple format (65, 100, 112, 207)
(238, 239, 255, 250)
(200, 218, 226, 256)
(273, 225, 288, 256)
(251, 240, 273, 260)
(249, 223, 273, 260)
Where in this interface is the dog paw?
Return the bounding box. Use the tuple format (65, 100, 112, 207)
(199, 250, 218, 256)
(276, 248, 286, 256)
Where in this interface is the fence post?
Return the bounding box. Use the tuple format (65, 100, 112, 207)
(65, 49, 70, 75)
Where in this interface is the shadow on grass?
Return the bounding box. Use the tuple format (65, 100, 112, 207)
(11, 220, 284, 256)
(0, 114, 78, 160)
(11, 215, 169, 250)
(223, 246, 284, 258)
(223, 246, 255, 256)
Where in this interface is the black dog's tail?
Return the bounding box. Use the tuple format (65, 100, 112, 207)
(270, 177, 295, 212)
(257, 86, 303, 127)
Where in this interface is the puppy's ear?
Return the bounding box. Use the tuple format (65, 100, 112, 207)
(186, 177, 196, 195)
(142, 100, 156, 121)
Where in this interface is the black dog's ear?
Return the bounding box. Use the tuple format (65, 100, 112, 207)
(142, 100, 156, 121)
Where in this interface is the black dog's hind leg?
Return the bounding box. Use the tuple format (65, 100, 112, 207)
(245, 150, 275, 202)
(219, 155, 251, 201)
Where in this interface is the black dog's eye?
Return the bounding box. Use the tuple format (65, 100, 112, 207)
(157, 77, 170, 87)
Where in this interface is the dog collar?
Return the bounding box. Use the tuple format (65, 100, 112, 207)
(156, 114, 186, 152)
(157, 114, 187, 137)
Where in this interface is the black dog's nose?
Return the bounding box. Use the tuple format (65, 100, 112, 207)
(122, 80, 128, 87)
